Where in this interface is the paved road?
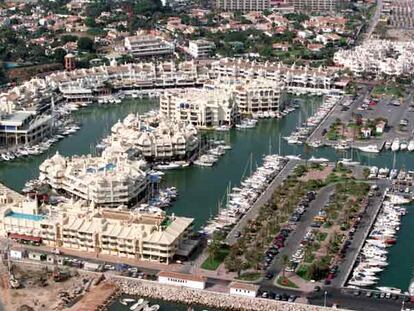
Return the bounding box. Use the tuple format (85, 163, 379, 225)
(226, 159, 300, 245)
(261, 184, 335, 284)
(365, 0, 384, 40)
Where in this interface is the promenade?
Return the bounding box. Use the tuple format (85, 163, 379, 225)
(110, 275, 345, 311)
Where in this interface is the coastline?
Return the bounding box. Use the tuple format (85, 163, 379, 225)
(107, 276, 342, 311)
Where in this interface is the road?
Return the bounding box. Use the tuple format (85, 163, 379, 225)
(226, 159, 300, 245)
(262, 184, 335, 283)
(365, 0, 384, 40)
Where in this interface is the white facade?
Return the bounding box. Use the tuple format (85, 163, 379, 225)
(39, 152, 148, 207)
(158, 271, 206, 289)
(232, 78, 285, 115)
(216, 0, 270, 12)
(105, 114, 199, 161)
(160, 88, 238, 128)
(188, 40, 215, 59)
(125, 35, 175, 58)
(334, 39, 414, 76)
(0, 194, 194, 264)
(229, 282, 259, 298)
(211, 58, 346, 96)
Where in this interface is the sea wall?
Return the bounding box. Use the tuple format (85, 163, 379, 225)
(107, 275, 344, 311)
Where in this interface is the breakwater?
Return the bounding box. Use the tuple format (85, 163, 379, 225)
(108, 276, 344, 311)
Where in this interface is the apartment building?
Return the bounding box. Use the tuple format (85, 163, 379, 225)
(106, 114, 199, 161)
(287, 0, 338, 12)
(0, 111, 53, 147)
(216, 0, 271, 12)
(39, 152, 148, 207)
(211, 58, 347, 95)
(0, 195, 194, 263)
(334, 39, 414, 76)
(232, 78, 286, 115)
(188, 40, 216, 59)
(124, 35, 175, 58)
(160, 88, 238, 128)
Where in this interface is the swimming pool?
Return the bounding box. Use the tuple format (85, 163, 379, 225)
(6, 211, 44, 221)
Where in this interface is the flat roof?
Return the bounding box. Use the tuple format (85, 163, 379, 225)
(158, 271, 207, 283)
(0, 111, 33, 126)
(229, 281, 260, 291)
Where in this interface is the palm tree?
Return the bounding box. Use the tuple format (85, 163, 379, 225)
(281, 254, 289, 278)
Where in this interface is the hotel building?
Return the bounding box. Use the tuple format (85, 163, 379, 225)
(216, 0, 271, 12)
(334, 40, 414, 76)
(211, 58, 347, 96)
(188, 40, 216, 59)
(160, 87, 238, 128)
(105, 114, 199, 161)
(287, 0, 338, 12)
(124, 35, 175, 58)
(0, 192, 194, 263)
(39, 152, 148, 207)
(0, 111, 53, 147)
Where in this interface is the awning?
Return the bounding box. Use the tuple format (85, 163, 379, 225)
(9, 233, 41, 242)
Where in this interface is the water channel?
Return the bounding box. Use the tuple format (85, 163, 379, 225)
(1, 97, 414, 310)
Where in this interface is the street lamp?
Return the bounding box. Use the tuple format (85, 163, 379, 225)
(324, 291, 328, 307)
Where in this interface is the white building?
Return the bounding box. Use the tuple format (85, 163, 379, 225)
(124, 35, 175, 58)
(158, 271, 206, 289)
(0, 192, 194, 263)
(160, 88, 238, 128)
(232, 78, 286, 116)
(188, 40, 215, 59)
(39, 152, 148, 207)
(211, 58, 347, 96)
(229, 282, 259, 298)
(333, 40, 414, 76)
(0, 111, 53, 147)
(105, 114, 199, 161)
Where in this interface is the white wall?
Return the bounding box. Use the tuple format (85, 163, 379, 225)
(159, 276, 205, 289)
(229, 287, 257, 298)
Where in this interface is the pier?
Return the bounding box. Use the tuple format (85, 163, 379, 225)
(335, 181, 389, 288)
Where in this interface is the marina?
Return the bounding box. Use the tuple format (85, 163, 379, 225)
(1, 96, 414, 308)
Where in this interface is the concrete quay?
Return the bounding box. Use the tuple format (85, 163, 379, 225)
(109, 275, 346, 311)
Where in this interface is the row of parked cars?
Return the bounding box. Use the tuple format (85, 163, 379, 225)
(348, 289, 411, 302)
(260, 290, 298, 302)
(262, 191, 317, 273)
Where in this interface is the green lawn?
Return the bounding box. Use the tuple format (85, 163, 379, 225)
(297, 264, 312, 281)
(235, 272, 262, 281)
(201, 248, 230, 270)
(276, 276, 299, 288)
(316, 232, 328, 242)
(371, 84, 405, 98)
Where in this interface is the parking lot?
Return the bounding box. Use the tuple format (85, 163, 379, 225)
(308, 87, 414, 149)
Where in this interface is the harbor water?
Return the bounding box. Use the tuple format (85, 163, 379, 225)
(108, 298, 220, 311)
(1, 97, 414, 309)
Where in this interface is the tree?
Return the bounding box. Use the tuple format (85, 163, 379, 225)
(53, 48, 67, 63)
(84, 17, 97, 28)
(281, 254, 289, 277)
(77, 37, 94, 52)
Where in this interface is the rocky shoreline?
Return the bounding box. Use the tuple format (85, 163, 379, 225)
(108, 277, 342, 311)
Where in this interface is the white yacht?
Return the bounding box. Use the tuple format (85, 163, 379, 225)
(358, 145, 380, 153)
(391, 138, 400, 152)
(308, 156, 329, 163)
(407, 139, 414, 152)
(377, 287, 401, 294)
